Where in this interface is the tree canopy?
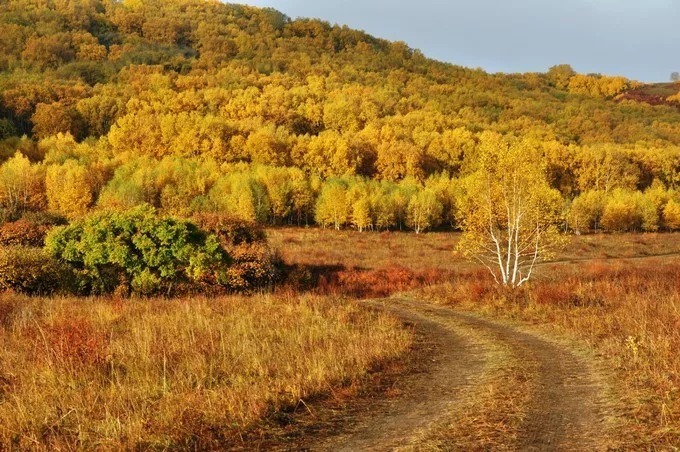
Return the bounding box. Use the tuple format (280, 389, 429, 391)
(0, 0, 678, 234)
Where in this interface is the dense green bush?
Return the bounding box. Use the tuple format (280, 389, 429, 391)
(45, 206, 231, 295)
(0, 247, 70, 295)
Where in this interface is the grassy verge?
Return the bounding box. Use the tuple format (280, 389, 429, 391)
(0, 293, 411, 449)
(415, 258, 680, 448)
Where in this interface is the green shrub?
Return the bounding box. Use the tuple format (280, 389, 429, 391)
(0, 247, 70, 295)
(45, 206, 231, 296)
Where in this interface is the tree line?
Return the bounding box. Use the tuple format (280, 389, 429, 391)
(1, 0, 680, 235)
(1, 132, 680, 234)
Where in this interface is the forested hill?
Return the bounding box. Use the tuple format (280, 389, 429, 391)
(1, 0, 680, 232)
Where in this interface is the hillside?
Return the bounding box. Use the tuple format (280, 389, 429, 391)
(1, 0, 680, 232)
(617, 82, 680, 107)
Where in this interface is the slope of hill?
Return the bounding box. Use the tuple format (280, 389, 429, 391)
(0, 0, 679, 232)
(617, 82, 680, 107)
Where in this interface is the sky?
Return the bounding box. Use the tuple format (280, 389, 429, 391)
(235, 0, 680, 82)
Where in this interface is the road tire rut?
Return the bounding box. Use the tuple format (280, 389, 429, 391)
(309, 299, 487, 451)
(305, 297, 610, 451)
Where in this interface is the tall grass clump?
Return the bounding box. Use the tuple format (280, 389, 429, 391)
(0, 293, 411, 449)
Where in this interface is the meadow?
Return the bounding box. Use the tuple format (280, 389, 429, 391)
(268, 228, 680, 271)
(0, 292, 411, 449)
(418, 259, 680, 448)
(1, 0, 679, 448)
(1, 227, 679, 449)
(270, 227, 680, 448)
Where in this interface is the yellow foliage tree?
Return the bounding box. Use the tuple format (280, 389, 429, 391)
(457, 138, 565, 287)
(568, 190, 606, 232)
(663, 199, 680, 231)
(351, 197, 372, 232)
(407, 189, 443, 234)
(0, 153, 46, 213)
(45, 160, 93, 219)
(314, 179, 349, 230)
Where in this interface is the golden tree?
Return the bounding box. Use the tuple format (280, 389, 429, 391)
(0, 153, 46, 213)
(314, 179, 349, 230)
(45, 160, 93, 219)
(663, 199, 680, 231)
(457, 136, 565, 287)
(406, 189, 442, 234)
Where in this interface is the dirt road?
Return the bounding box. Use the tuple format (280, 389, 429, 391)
(305, 297, 612, 451)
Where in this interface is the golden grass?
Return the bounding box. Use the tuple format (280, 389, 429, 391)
(269, 228, 680, 448)
(3, 228, 678, 448)
(418, 333, 532, 451)
(267, 228, 680, 271)
(267, 228, 469, 271)
(417, 259, 680, 448)
(0, 293, 411, 449)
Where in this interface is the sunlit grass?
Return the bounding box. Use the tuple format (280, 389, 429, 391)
(417, 259, 680, 448)
(0, 293, 411, 449)
(269, 228, 680, 447)
(267, 228, 680, 271)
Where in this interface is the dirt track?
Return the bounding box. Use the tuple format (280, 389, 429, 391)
(305, 298, 611, 451)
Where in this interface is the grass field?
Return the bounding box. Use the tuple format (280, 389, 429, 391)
(2, 227, 680, 449)
(0, 293, 411, 449)
(417, 259, 680, 448)
(269, 227, 680, 448)
(267, 228, 680, 271)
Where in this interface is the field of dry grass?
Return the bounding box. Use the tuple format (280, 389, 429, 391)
(2, 227, 679, 449)
(268, 228, 680, 271)
(0, 293, 411, 449)
(417, 259, 680, 448)
(269, 227, 680, 448)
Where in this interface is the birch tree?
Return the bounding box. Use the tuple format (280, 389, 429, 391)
(457, 136, 565, 287)
(407, 189, 442, 234)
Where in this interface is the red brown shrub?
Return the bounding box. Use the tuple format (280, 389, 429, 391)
(0, 212, 66, 247)
(0, 219, 50, 247)
(193, 214, 279, 292)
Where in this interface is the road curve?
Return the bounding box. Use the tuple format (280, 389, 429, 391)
(305, 297, 610, 451)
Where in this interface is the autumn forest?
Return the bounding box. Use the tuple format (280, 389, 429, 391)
(0, 0, 680, 235)
(2, 0, 680, 449)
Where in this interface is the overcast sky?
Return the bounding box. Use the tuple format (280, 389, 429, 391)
(235, 0, 679, 82)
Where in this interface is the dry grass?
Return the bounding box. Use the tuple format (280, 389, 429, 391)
(0, 293, 411, 450)
(269, 228, 680, 448)
(267, 228, 469, 272)
(418, 334, 533, 451)
(417, 259, 680, 448)
(268, 228, 680, 271)
(3, 228, 678, 449)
